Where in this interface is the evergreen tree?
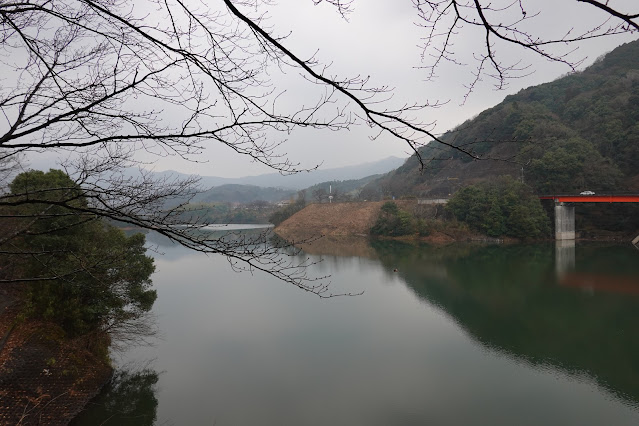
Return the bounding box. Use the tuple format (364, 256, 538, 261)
(8, 170, 156, 339)
(447, 178, 550, 239)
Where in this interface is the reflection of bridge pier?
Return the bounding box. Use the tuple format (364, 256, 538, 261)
(555, 239, 575, 277)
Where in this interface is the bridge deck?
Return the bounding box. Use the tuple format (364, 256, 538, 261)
(539, 195, 639, 203)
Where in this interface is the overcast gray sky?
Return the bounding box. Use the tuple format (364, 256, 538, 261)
(25, 0, 639, 178)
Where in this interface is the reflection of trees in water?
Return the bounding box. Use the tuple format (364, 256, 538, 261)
(71, 365, 160, 426)
(146, 228, 277, 262)
(575, 243, 639, 276)
(372, 240, 639, 405)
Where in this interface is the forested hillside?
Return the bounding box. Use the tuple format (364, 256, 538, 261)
(378, 40, 639, 194)
(367, 39, 639, 234)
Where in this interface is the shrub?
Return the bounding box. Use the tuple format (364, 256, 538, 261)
(371, 202, 416, 236)
(9, 170, 157, 339)
(446, 177, 550, 239)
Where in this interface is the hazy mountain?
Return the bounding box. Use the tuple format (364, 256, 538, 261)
(192, 184, 295, 204)
(304, 175, 382, 199)
(149, 156, 406, 190)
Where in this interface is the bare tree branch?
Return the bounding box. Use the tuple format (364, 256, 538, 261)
(0, 0, 636, 295)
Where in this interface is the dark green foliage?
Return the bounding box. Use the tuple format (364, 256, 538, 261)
(371, 40, 639, 234)
(446, 178, 550, 238)
(22, 226, 156, 336)
(10, 168, 84, 200)
(370, 241, 639, 403)
(371, 202, 416, 237)
(511, 40, 639, 181)
(527, 138, 623, 194)
(71, 367, 159, 426)
(382, 40, 639, 190)
(415, 219, 431, 236)
(8, 169, 90, 237)
(9, 170, 156, 337)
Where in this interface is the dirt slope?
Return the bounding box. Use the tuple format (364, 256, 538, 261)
(274, 201, 418, 241)
(274, 201, 484, 250)
(275, 202, 378, 240)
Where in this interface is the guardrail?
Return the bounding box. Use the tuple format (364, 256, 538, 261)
(417, 198, 449, 205)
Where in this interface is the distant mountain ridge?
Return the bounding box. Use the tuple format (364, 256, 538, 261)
(150, 156, 406, 190)
(191, 184, 294, 204)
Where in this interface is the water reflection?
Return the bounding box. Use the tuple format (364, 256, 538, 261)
(71, 365, 160, 426)
(555, 239, 575, 276)
(371, 240, 639, 404)
(143, 226, 276, 262)
(74, 235, 639, 425)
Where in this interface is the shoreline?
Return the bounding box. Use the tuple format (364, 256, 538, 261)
(0, 285, 113, 425)
(274, 201, 637, 246)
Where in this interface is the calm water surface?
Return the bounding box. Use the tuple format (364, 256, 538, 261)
(74, 233, 639, 425)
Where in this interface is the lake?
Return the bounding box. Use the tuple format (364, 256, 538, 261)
(73, 232, 639, 425)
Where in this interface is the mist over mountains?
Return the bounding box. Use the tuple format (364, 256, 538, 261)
(148, 156, 406, 191)
(133, 38, 639, 217)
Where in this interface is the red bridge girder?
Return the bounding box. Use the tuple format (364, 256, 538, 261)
(539, 195, 639, 203)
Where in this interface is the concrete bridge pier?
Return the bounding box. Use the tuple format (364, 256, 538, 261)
(555, 202, 575, 240)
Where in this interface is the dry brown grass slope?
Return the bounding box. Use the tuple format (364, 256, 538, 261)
(274, 200, 418, 239)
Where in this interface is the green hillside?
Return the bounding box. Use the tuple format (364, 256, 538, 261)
(368, 39, 639, 235)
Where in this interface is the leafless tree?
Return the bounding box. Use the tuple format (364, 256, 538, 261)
(0, 1, 636, 294)
(330, 187, 340, 202)
(312, 188, 328, 203)
(248, 200, 270, 210)
(358, 185, 381, 201)
(414, 1, 637, 100)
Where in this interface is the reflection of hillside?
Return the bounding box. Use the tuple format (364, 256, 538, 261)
(71, 366, 159, 426)
(295, 236, 379, 258)
(372, 241, 639, 404)
(144, 228, 274, 262)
